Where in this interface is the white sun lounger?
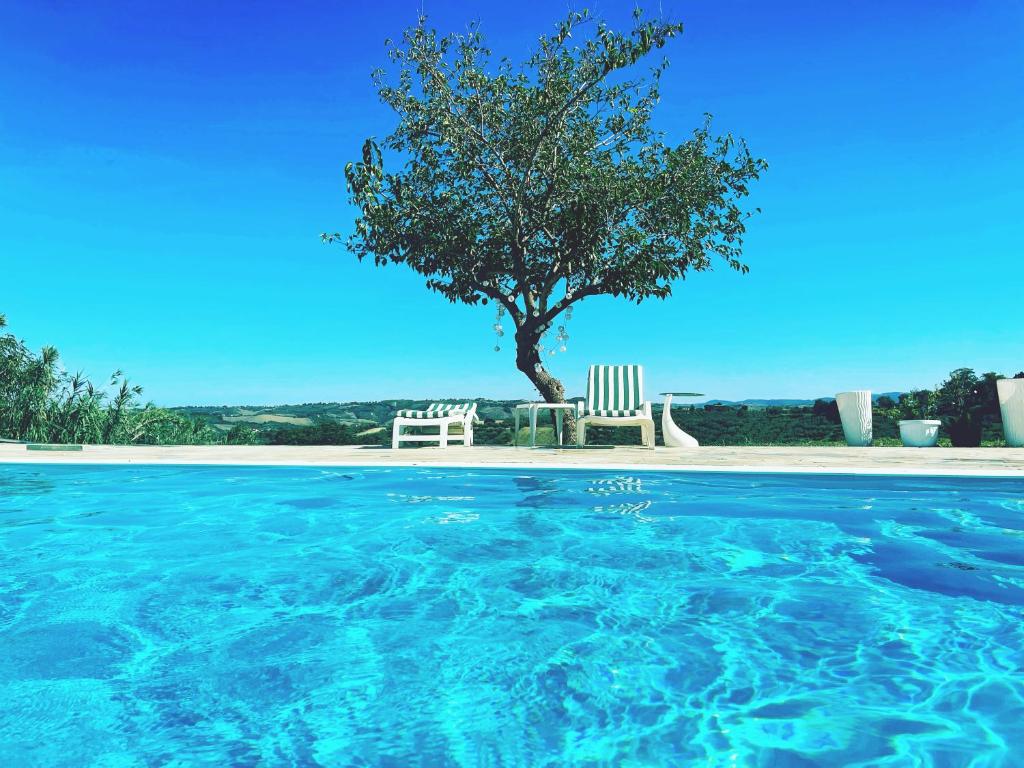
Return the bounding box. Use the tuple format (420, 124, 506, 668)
(391, 402, 479, 449)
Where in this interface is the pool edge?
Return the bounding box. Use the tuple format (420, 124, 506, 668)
(2, 456, 1023, 480)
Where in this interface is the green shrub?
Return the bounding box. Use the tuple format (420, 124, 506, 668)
(1, 313, 220, 445)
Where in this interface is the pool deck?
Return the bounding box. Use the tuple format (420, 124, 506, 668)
(1, 443, 1023, 477)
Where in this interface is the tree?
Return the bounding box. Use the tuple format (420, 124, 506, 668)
(326, 9, 766, 405)
(812, 398, 840, 424)
(934, 368, 1002, 447)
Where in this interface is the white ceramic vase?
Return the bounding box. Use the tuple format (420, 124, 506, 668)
(836, 390, 872, 446)
(898, 419, 941, 447)
(997, 378, 1024, 447)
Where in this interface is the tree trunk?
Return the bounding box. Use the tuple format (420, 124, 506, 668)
(515, 326, 577, 443)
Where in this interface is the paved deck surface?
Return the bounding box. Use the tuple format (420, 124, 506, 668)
(2, 443, 1023, 477)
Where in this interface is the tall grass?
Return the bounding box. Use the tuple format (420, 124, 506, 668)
(0, 313, 228, 445)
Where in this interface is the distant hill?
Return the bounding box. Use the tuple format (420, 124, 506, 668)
(702, 398, 818, 408)
(703, 392, 902, 408)
(171, 393, 905, 433)
(172, 399, 527, 432)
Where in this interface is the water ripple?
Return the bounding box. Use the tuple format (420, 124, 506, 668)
(0, 465, 1021, 766)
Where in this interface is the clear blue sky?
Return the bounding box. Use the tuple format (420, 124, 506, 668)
(2, 1, 1022, 405)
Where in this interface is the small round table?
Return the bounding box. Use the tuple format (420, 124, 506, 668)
(660, 392, 703, 448)
(514, 402, 576, 447)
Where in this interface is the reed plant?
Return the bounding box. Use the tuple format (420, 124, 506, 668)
(0, 313, 225, 445)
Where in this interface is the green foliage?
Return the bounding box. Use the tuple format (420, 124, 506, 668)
(658, 405, 852, 446)
(0, 313, 220, 445)
(811, 398, 841, 423)
(933, 368, 1002, 447)
(328, 8, 765, 401)
(443, 396, 1010, 448)
(870, 369, 1006, 448)
(129, 408, 223, 445)
(893, 389, 937, 421)
(266, 423, 382, 445)
(225, 425, 262, 445)
(934, 368, 981, 419)
(471, 421, 515, 446)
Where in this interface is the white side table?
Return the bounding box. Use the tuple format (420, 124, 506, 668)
(660, 392, 703, 448)
(514, 403, 577, 447)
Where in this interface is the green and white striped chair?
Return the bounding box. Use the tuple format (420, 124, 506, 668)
(392, 402, 478, 449)
(575, 365, 655, 449)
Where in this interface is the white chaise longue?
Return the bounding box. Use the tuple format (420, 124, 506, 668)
(392, 402, 479, 449)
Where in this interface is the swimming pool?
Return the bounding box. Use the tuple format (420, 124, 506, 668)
(1, 464, 1022, 766)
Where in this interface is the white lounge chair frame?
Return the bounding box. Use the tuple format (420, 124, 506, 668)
(391, 403, 478, 449)
(576, 365, 656, 449)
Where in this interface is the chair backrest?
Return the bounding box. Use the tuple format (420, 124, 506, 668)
(586, 365, 644, 411)
(426, 402, 473, 416)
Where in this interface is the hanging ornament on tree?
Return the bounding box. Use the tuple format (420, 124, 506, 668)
(556, 294, 576, 354)
(555, 324, 569, 353)
(492, 304, 506, 352)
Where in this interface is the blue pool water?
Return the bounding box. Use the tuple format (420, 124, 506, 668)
(1, 465, 1022, 767)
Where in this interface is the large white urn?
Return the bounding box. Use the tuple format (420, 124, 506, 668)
(997, 378, 1024, 447)
(836, 390, 872, 447)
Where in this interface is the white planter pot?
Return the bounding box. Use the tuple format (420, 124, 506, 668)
(836, 390, 872, 446)
(997, 378, 1024, 447)
(898, 419, 941, 447)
